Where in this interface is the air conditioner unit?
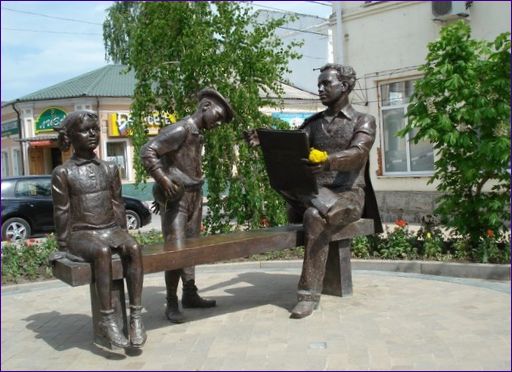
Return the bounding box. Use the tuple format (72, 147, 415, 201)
(432, 1, 469, 21)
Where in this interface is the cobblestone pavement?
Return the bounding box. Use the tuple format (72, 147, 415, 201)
(2, 264, 510, 371)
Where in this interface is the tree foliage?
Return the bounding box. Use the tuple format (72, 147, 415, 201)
(399, 21, 510, 248)
(103, 1, 302, 233)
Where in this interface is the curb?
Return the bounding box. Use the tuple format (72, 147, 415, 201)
(351, 259, 511, 281)
(2, 259, 509, 294)
(197, 259, 510, 281)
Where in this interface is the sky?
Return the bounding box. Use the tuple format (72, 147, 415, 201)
(0, 1, 333, 102)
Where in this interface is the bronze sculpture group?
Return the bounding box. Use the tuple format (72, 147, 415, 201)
(247, 63, 381, 318)
(51, 64, 380, 349)
(141, 88, 234, 323)
(52, 111, 146, 349)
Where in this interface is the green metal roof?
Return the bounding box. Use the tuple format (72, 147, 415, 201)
(13, 65, 135, 103)
(3, 64, 317, 108)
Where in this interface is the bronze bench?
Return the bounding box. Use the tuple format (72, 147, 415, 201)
(52, 219, 374, 345)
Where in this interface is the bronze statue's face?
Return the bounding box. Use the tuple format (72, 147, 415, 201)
(318, 68, 345, 106)
(70, 116, 100, 152)
(202, 100, 227, 130)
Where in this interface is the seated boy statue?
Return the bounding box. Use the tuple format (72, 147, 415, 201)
(51, 111, 146, 349)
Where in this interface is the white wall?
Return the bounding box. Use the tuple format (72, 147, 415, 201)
(333, 1, 511, 192)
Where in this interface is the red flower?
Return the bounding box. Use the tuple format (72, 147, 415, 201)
(395, 219, 407, 228)
(486, 229, 494, 238)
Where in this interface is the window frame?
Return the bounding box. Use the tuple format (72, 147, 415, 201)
(1, 151, 9, 178)
(106, 140, 129, 180)
(378, 77, 434, 177)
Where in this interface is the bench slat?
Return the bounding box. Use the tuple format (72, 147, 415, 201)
(52, 219, 374, 286)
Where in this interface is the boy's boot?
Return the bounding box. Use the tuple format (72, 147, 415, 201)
(182, 280, 216, 308)
(166, 295, 185, 323)
(129, 305, 147, 347)
(99, 309, 130, 348)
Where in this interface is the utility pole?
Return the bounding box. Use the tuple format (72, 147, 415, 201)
(333, 1, 344, 64)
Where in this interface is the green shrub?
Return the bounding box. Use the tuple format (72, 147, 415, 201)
(132, 229, 164, 246)
(423, 236, 444, 260)
(474, 231, 510, 264)
(377, 221, 417, 260)
(1, 235, 58, 283)
(351, 235, 371, 259)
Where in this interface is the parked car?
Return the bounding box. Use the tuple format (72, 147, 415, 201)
(1, 176, 152, 241)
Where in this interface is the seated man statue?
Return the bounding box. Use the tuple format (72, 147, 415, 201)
(140, 88, 234, 323)
(52, 111, 146, 348)
(247, 64, 382, 319)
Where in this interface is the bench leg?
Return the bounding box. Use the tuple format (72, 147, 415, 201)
(322, 239, 353, 297)
(89, 279, 128, 348)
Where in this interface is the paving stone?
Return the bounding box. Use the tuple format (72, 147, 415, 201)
(1, 266, 510, 370)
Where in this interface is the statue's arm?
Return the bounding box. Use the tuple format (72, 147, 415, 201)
(109, 163, 127, 229)
(51, 166, 71, 251)
(326, 116, 376, 172)
(140, 124, 187, 185)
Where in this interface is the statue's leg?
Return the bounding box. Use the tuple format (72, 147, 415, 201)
(290, 207, 331, 319)
(162, 199, 188, 323)
(69, 232, 129, 348)
(182, 190, 216, 308)
(116, 230, 146, 347)
(322, 189, 365, 297)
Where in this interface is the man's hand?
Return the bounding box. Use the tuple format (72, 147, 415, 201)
(151, 200, 160, 215)
(243, 129, 260, 147)
(302, 158, 328, 175)
(159, 176, 184, 200)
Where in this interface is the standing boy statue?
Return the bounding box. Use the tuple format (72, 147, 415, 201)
(141, 88, 234, 323)
(247, 64, 382, 319)
(52, 111, 146, 348)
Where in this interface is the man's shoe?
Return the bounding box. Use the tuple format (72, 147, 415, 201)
(182, 280, 216, 308)
(166, 295, 185, 323)
(290, 300, 319, 319)
(98, 309, 130, 348)
(129, 305, 147, 348)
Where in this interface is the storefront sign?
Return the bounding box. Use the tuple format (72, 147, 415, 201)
(29, 140, 55, 148)
(108, 111, 176, 137)
(271, 112, 315, 129)
(1, 120, 19, 137)
(35, 108, 67, 133)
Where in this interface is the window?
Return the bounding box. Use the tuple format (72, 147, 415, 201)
(1, 180, 15, 198)
(12, 149, 22, 176)
(1, 152, 9, 177)
(106, 142, 128, 179)
(380, 79, 434, 175)
(15, 179, 51, 197)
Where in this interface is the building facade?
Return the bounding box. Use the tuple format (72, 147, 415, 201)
(330, 1, 511, 222)
(1, 65, 322, 198)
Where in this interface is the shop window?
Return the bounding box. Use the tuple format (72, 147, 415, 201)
(380, 79, 434, 175)
(106, 142, 128, 179)
(1, 151, 9, 177)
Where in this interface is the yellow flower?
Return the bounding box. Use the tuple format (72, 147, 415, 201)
(309, 148, 328, 163)
(426, 232, 432, 239)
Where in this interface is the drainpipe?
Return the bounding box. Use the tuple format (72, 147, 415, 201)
(11, 101, 25, 175)
(334, 1, 344, 64)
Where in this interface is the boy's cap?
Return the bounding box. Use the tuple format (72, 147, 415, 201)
(197, 88, 234, 123)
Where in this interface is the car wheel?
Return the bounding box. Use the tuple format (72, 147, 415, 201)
(126, 210, 141, 230)
(2, 217, 31, 241)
